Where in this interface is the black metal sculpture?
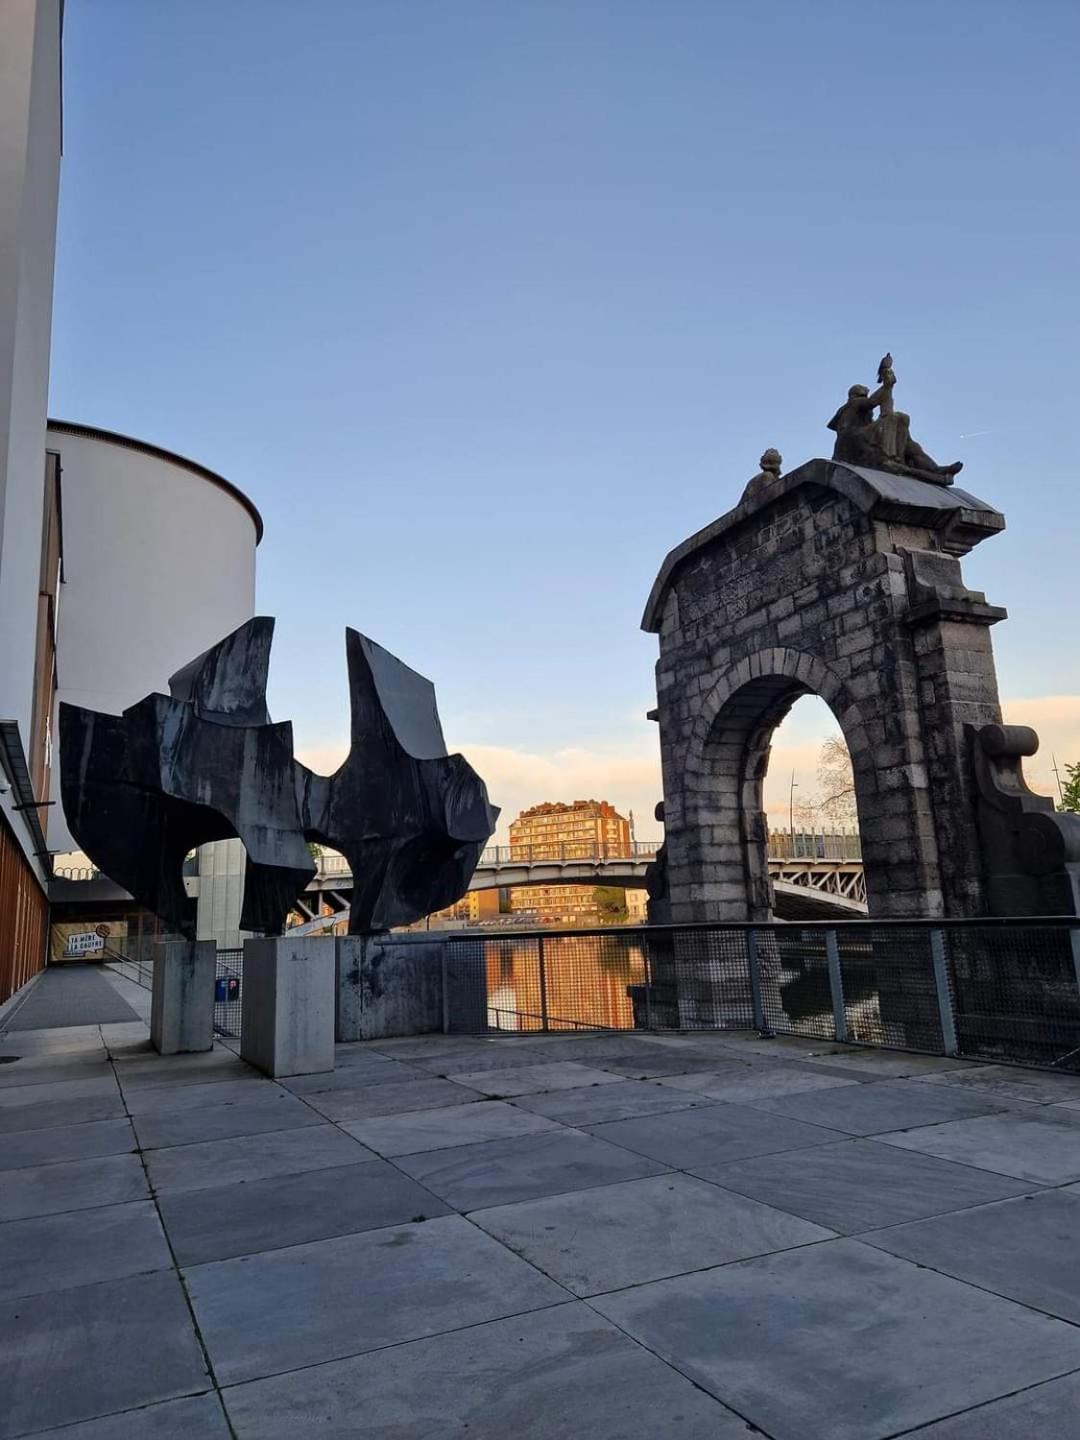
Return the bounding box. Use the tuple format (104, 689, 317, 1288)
(59, 619, 499, 937)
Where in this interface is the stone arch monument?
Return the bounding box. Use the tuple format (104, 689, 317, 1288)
(643, 367, 1080, 923)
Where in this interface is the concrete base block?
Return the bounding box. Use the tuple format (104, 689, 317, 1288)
(150, 942, 215, 1055)
(336, 935, 445, 1042)
(241, 937, 335, 1078)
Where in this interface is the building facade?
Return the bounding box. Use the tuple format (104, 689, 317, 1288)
(508, 800, 632, 926)
(0, 0, 63, 1003)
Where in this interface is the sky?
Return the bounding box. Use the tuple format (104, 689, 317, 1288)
(50, 0, 1080, 837)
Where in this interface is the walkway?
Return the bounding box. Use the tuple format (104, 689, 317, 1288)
(2, 963, 139, 1030)
(4, 997, 1080, 1437)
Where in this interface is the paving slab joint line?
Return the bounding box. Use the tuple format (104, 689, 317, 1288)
(576, 1287, 779, 1439)
(879, 1360, 1080, 1439)
(840, 1231, 1080, 1334)
(112, 1054, 243, 1440)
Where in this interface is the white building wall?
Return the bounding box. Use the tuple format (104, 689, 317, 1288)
(49, 425, 260, 855)
(0, 0, 61, 873)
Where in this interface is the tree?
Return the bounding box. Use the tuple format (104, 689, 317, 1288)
(816, 734, 858, 826)
(1061, 761, 1080, 813)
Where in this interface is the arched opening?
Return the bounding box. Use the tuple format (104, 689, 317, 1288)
(764, 694, 866, 917)
(670, 646, 900, 923)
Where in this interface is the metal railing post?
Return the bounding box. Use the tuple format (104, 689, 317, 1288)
(644, 944, 654, 1031)
(537, 934, 549, 1032)
(929, 928, 958, 1057)
(441, 948, 450, 1035)
(746, 927, 768, 1035)
(1070, 926, 1080, 1000)
(824, 929, 849, 1043)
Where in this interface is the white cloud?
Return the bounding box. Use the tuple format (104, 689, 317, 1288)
(294, 691, 1080, 843)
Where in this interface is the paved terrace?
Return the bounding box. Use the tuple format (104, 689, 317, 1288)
(5, 977, 1080, 1436)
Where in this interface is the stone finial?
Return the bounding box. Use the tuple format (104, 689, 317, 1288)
(741, 448, 783, 505)
(827, 353, 963, 486)
(759, 448, 782, 478)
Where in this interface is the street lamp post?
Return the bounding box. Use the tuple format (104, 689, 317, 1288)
(789, 770, 798, 859)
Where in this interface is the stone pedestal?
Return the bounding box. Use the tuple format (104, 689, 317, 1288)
(241, 936, 335, 1078)
(336, 934, 446, 1041)
(150, 941, 215, 1055)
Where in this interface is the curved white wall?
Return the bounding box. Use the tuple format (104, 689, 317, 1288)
(48, 422, 260, 853)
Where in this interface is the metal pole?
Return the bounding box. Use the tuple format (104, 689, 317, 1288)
(824, 929, 848, 1043)
(747, 927, 771, 1036)
(644, 944, 654, 1031)
(929, 929, 958, 1057)
(440, 948, 450, 1035)
(537, 934, 549, 1033)
(1070, 926, 1080, 999)
(789, 771, 797, 857)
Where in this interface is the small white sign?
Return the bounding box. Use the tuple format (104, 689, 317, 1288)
(64, 931, 104, 957)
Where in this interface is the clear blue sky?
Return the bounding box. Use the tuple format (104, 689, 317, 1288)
(50, 1, 1080, 823)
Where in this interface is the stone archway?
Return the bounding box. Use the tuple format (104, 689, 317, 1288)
(678, 649, 894, 921)
(644, 458, 1011, 921)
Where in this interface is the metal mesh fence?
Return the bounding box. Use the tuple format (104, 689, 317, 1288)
(215, 948, 243, 1038)
(945, 925, 1080, 1071)
(441, 919, 1080, 1073)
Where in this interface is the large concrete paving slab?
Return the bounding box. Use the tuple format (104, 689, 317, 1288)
(121, 1075, 271, 1115)
(446, 1061, 625, 1097)
(132, 1087, 324, 1149)
(655, 1062, 860, 1103)
(0, 1117, 136, 1171)
(29, 1393, 231, 1439)
(144, 1122, 376, 1194)
(698, 1138, 1035, 1233)
(586, 1101, 840, 1168)
(405, 1046, 562, 1075)
(116, 1058, 258, 1094)
(301, 1076, 482, 1122)
(221, 1301, 748, 1439)
(898, 1369, 1080, 1438)
(0, 1150, 148, 1221)
(159, 1160, 452, 1264)
(864, 1189, 1080, 1323)
(184, 1213, 565, 1384)
(587, 1051, 749, 1078)
(0, 1052, 112, 1089)
(0, 1270, 209, 1439)
(748, 1078, 1010, 1134)
(0, 1199, 170, 1300)
(339, 1099, 563, 1156)
(279, 1055, 425, 1093)
(879, 1107, 1080, 1184)
(591, 1239, 1080, 1440)
(918, 1063, 1080, 1106)
(795, 1046, 975, 1078)
(510, 1078, 706, 1125)
(0, 1092, 126, 1133)
(395, 1129, 668, 1210)
(471, 1172, 834, 1295)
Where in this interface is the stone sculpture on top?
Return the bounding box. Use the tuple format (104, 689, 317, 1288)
(828, 352, 964, 485)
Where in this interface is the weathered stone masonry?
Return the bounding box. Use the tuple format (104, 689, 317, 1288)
(643, 459, 1010, 922)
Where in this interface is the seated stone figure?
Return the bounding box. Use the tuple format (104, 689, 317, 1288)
(828, 356, 962, 485)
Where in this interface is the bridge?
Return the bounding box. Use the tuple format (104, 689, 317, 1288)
(52, 834, 867, 922)
(305, 837, 867, 921)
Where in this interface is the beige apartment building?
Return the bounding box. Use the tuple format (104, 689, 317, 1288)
(508, 800, 637, 926)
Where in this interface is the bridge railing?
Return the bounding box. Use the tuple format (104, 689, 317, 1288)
(441, 916, 1080, 1073)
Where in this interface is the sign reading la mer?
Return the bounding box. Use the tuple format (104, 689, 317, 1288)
(64, 931, 104, 957)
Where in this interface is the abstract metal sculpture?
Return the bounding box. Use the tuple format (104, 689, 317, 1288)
(59, 619, 499, 937)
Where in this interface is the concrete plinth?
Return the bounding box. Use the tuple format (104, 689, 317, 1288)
(241, 936, 335, 1078)
(336, 934, 445, 1042)
(150, 941, 215, 1055)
